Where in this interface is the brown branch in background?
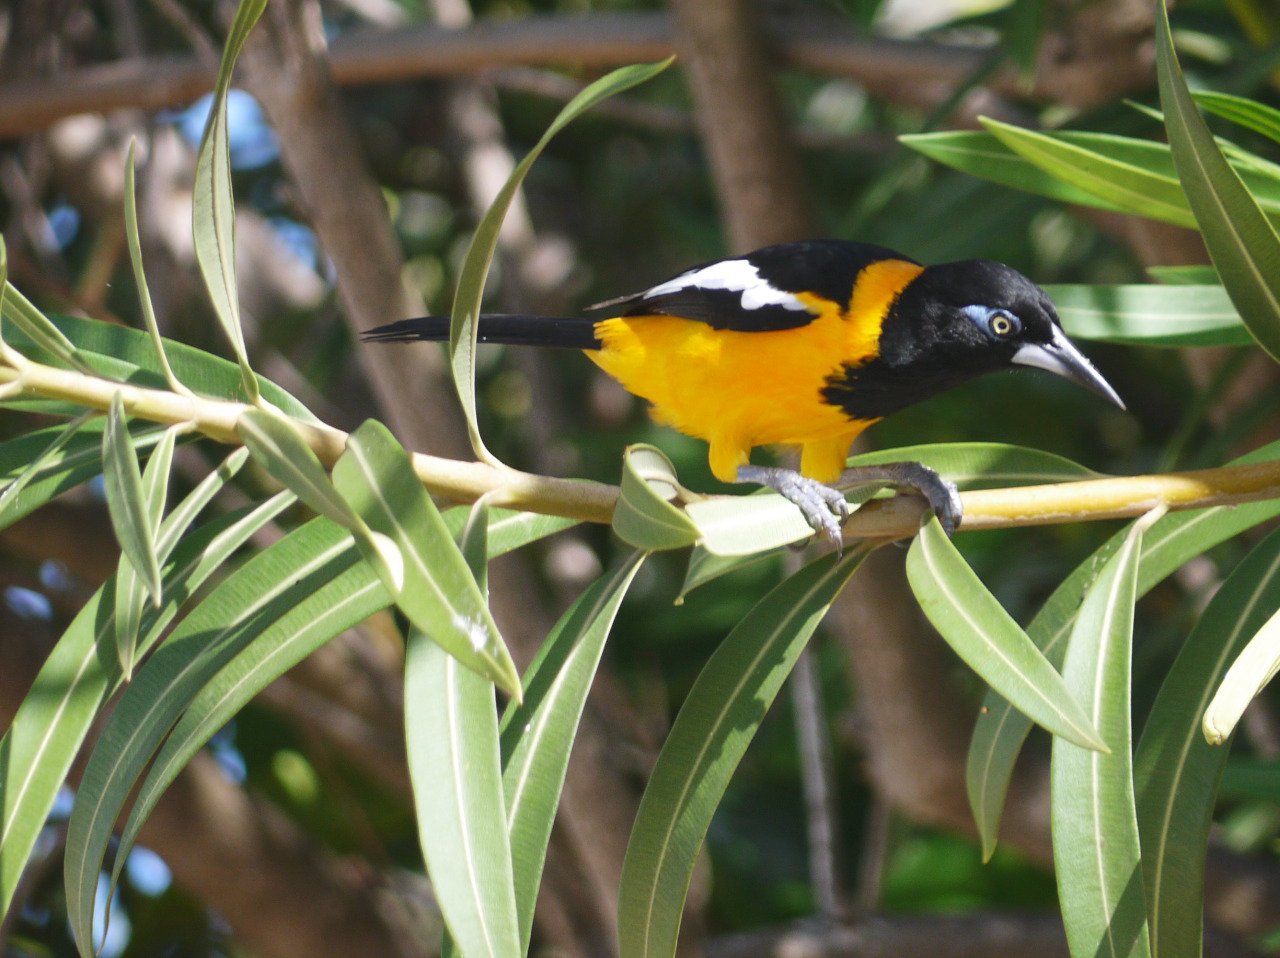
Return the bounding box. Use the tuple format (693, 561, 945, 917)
(706, 913, 1264, 958)
(668, 0, 813, 250)
(0, 9, 1161, 141)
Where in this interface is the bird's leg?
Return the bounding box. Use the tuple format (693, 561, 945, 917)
(836, 462, 963, 535)
(736, 465, 851, 548)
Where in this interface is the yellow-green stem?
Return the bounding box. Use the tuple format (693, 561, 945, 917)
(4, 356, 1280, 541)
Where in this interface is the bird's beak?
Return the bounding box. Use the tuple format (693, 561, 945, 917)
(1012, 325, 1126, 410)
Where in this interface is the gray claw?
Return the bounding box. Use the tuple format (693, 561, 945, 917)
(736, 465, 850, 549)
(835, 461, 963, 535)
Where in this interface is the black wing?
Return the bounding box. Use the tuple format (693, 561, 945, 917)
(588, 240, 912, 333)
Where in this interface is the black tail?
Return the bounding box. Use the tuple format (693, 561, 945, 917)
(361, 314, 601, 350)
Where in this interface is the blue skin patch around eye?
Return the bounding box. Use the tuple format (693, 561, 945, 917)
(961, 304, 1021, 337)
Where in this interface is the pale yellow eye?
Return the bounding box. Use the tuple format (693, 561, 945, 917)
(990, 313, 1015, 337)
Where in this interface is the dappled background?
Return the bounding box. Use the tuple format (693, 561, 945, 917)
(1, 0, 1279, 955)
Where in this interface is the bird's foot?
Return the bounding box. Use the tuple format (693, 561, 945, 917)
(736, 465, 851, 549)
(836, 461, 962, 535)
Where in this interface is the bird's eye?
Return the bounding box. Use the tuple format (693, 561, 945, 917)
(961, 305, 1023, 339)
(989, 312, 1018, 337)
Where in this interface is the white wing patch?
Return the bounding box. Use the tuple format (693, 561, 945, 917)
(645, 259, 809, 312)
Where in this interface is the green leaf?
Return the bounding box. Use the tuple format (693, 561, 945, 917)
(102, 392, 163, 607)
(678, 548, 779, 602)
(440, 505, 579, 557)
(1156, 0, 1280, 366)
(108, 526, 389, 932)
(617, 548, 869, 958)
(1135, 525, 1280, 957)
(0, 493, 289, 923)
(65, 518, 364, 956)
(459, 496, 491, 593)
(0, 283, 90, 375)
(4, 311, 315, 421)
(406, 634, 520, 958)
(1146, 265, 1221, 285)
(907, 515, 1105, 750)
(238, 408, 361, 531)
(684, 490, 820, 556)
(967, 441, 1280, 861)
(449, 58, 671, 465)
(332, 420, 520, 699)
(1192, 90, 1280, 146)
(124, 140, 188, 396)
(900, 131, 1131, 211)
(848, 441, 1101, 488)
(1203, 605, 1280, 746)
(1052, 513, 1154, 958)
(192, 0, 267, 402)
(501, 553, 646, 952)
(980, 117, 1195, 227)
(612, 444, 700, 551)
(113, 424, 179, 676)
(1004, 0, 1046, 78)
(1044, 283, 1250, 346)
(0, 412, 95, 528)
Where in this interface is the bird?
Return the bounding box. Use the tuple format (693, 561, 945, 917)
(363, 239, 1123, 544)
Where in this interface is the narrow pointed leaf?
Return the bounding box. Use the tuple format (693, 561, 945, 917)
(684, 492, 820, 555)
(848, 441, 1100, 487)
(0, 412, 95, 527)
(238, 408, 359, 530)
(440, 505, 578, 556)
(1192, 90, 1280, 146)
(968, 440, 1280, 860)
(1044, 283, 1250, 346)
(0, 282, 90, 374)
(1156, 0, 1280, 365)
(907, 515, 1105, 751)
(1052, 514, 1152, 958)
(65, 518, 364, 956)
(0, 493, 290, 923)
(1146, 265, 1220, 285)
(192, 0, 267, 402)
(612, 444, 700, 551)
(449, 58, 672, 465)
(1136, 525, 1280, 957)
(502, 553, 646, 951)
(103, 392, 163, 606)
(900, 131, 1132, 211)
(124, 140, 188, 395)
(114, 424, 179, 674)
(1203, 605, 1280, 745)
(332, 419, 520, 698)
(618, 548, 869, 958)
(459, 497, 490, 593)
(109, 528, 390, 925)
(3, 311, 314, 420)
(980, 117, 1195, 227)
(406, 635, 520, 958)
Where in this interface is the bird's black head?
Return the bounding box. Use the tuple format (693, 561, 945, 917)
(823, 259, 1123, 419)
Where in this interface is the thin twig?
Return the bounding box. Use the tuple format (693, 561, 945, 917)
(791, 641, 846, 921)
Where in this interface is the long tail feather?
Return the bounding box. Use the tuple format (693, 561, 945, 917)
(361, 314, 601, 349)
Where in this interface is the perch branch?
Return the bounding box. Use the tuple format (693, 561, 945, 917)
(4, 354, 1280, 540)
